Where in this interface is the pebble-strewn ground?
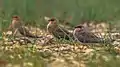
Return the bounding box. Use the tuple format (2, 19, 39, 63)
(0, 42, 120, 67)
(1, 23, 120, 67)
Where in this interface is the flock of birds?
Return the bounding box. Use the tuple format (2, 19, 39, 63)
(7, 16, 115, 44)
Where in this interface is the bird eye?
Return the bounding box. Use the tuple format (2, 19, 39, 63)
(79, 26, 82, 28)
(51, 19, 55, 21)
(48, 18, 55, 21)
(78, 26, 83, 28)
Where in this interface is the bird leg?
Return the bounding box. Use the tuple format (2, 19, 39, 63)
(12, 28, 19, 38)
(58, 26, 74, 41)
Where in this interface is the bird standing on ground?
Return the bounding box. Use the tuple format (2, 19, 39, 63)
(8, 16, 42, 38)
(73, 25, 106, 43)
(46, 18, 73, 40)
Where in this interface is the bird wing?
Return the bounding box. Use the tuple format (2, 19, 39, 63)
(78, 31, 103, 43)
(53, 26, 73, 40)
(18, 26, 42, 38)
(84, 32, 99, 39)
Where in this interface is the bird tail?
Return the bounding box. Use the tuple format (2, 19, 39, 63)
(102, 38, 115, 44)
(18, 26, 43, 38)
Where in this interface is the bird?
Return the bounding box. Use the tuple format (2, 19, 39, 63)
(46, 18, 74, 40)
(73, 25, 113, 43)
(8, 16, 42, 38)
(8, 16, 22, 36)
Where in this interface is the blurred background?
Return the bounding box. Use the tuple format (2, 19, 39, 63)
(0, 0, 120, 67)
(0, 0, 120, 30)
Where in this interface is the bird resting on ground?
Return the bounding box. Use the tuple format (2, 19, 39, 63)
(8, 16, 42, 38)
(46, 17, 74, 40)
(73, 25, 114, 43)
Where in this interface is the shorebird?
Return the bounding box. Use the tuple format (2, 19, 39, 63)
(73, 25, 107, 43)
(46, 18, 73, 40)
(9, 16, 42, 38)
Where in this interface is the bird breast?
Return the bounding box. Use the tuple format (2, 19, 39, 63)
(47, 23, 57, 33)
(11, 20, 21, 29)
(73, 29, 80, 40)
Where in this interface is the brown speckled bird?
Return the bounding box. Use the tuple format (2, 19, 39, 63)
(9, 16, 42, 38)
(73, 25, 105, 43)
(8, 16, 22, 36)
(47, 18, 73, 40)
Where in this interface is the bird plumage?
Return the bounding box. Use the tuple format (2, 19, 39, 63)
(73, 25, 107, 43)
(18, 26, 42, 38)
(47, 18, 73, 40)
(9, 16, 42, 38)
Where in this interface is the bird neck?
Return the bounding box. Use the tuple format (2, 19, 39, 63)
(47, 23, 58, 34)
(12, 20, 18, 23)
(53, 23, 58, 27)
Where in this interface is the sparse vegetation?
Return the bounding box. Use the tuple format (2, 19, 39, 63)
(0, 0, 120, 67)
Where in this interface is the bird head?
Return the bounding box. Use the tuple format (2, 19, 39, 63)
(47, 18, 58, 33)
(48, 18, 57, 25)
(12, 16, 20, 21)
(8, 16, 21, 30)
(47, 18, 58, 29)
(74, 25, 84, 32)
